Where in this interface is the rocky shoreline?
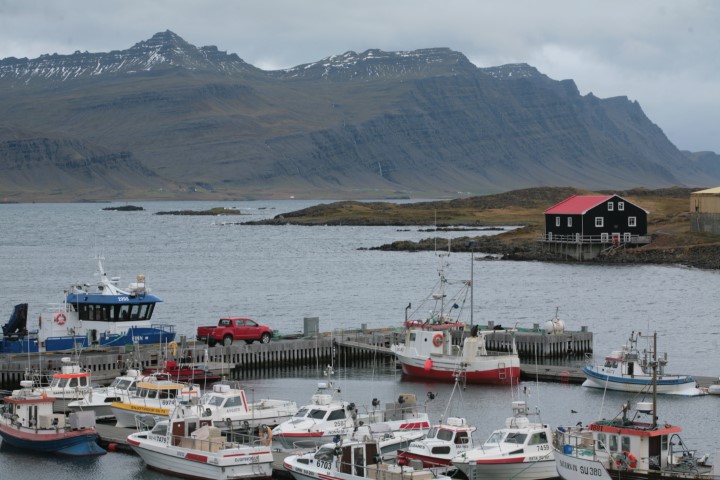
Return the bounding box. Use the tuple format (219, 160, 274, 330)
(370, 230, 720, 270)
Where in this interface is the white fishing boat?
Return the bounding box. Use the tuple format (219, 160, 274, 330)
(451, 398, 556, 480)
(128, 408, 273, 479)
(396, 378, 476, 471)
(272, 368, 430, 449)
(111, 376, 200, 428)
(68, 369, 144, 420)
(30, 357, 93, 413)
(582, 331, 705, 396)
(391, 250, 520, 385)
(191, 382, 298, 430)
(283, 434, 452, 480)
(554, 332, 717, 480)
(396, 417, 475, 471)
(0, 380, 106, 456)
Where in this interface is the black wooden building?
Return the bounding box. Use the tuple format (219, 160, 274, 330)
(543, 194, 649, 245)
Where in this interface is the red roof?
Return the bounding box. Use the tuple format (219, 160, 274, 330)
(544, 195, 613, 214)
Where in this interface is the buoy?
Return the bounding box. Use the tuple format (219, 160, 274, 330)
(107, 443, 117, 452)
(424, 358, 433, 371)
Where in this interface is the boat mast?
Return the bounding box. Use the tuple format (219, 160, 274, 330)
(651, 332, 657, 429)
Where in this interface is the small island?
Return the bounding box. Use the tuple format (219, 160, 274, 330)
(155, 207, 244, 216)
(102, 205, 144, 211)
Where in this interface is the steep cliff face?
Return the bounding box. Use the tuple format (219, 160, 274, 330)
(0, 32, 716, 202)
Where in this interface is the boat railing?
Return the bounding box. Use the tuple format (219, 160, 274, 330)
(151, 323, 176, 333)
(554, 425, 596, 459)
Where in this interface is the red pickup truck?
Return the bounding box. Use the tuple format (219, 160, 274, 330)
(196, 317, 273, 346)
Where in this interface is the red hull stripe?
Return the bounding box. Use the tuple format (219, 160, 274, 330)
(0, 424, 94, 441)
(275, 432, 324, 437)
(185, 452, 208, 463)
(590, 423, 681, 436)
(398, 451, 452, 466)
(401, 364, 520, 385)
(319, 474, 342, 480)
(473, 457, 526, 464)
(127, 438, 141, 446)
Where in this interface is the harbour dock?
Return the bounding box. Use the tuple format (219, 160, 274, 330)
(0, 324, 593, 386)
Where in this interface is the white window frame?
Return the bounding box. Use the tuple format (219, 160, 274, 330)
(607, 202, 614, 211)
(601, 232, 609, 242)
(595, 217, 604, 227)
(555, 216, 560, 227)
(623, 233, 631, 242)
(567, 217, 572, 227)
(618, 202, 625, 211)
(628, 216, 637, 227)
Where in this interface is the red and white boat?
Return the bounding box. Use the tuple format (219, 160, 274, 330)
(272, 371, 430, 449)
(392, 325, 520, 384)
(30, 357, 93, 412)
(397, 417, 476, 471)
(452, 399, 556, 480)
(391, 249, 520, 385)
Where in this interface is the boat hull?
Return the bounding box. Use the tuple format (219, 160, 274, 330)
(582, 367, 704, 396)
(129, 440, 272, 480)
(453, 458, 558, 480)
(0, 326, 175, 354)
(397, 356, 520, 385)
(0, 424, 105, 456)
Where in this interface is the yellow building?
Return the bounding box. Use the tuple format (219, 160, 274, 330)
(690, 187, 720, 233)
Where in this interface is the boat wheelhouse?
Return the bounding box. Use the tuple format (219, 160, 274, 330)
(0, 258, 176, 353)
(111, 377, 200, 428)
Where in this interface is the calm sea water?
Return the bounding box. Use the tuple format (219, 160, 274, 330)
(1, 200, 719, 478)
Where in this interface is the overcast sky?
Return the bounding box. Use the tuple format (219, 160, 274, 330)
(1, 0, 718, 153)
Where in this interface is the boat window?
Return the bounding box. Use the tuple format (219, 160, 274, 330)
(436, 429, 454, 441)
(621, 436, 630, 451)
(309, 409, 326, 420)
(505, 433, 527, 444)
(327, 409, 346, 421)
(136, 388, 147, 398)
(225, 396, 243, 408)
(431, 446, 451, 454)
(205, 395, 225, 407)
(294, 408, 309, 418)
(604, 360, 618, 368)
(314, 446, 336, 462)
(454, 431, 469, 444)
(151, 423, 168, 436)
(427, 427, 438, 439)
(609, 435, 618, 452)
(68, 378, 78, 388)
(661, 435, 668, 451)
(486, 431, 504, 444)
(80, 376, 88, 387)
(159, 389, 175, 399)
(529, 432, 548, 445)
(116, 379, 133, 390)
(54, 378, 69, 388)
(147, 390, 158, 399)
(409, 333, 416, 341)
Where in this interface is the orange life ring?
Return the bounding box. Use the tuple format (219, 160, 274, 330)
(258, 425, 272, 446)
(615, 451, 637, 470)
(54, 313, 67, 326)
(432, 333, 443, 347)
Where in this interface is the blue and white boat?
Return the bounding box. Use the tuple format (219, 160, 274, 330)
(0, 259, 176, 353)
(0, 380, 106, 456)
(582, 331, 705, 397)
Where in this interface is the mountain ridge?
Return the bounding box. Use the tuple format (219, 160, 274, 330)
(0, 31, 716, 202)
